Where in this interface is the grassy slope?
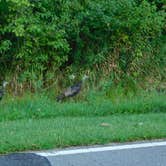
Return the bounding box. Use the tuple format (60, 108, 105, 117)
(0, 113, 166, 154)
(0, 92, 166, 121)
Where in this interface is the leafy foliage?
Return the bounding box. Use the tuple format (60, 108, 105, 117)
(0, 0, 165, 90)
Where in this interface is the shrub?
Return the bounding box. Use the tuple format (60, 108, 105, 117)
(0, 0, 165, 90)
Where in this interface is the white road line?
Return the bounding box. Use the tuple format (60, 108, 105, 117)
(36, 141, 166, 157)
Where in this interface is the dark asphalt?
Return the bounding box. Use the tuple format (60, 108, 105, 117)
(0, 153, 51, 166)
(47, 145, 166, 166)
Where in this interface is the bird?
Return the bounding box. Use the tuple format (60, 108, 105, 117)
(56, 75, 88, 102)
(0, 81, 8, 101)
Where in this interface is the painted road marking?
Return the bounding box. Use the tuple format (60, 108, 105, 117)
(36, 141, 166, 157)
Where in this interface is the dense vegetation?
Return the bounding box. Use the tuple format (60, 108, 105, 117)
(0, 0, 166, 153)
(0, 0, 165, 94)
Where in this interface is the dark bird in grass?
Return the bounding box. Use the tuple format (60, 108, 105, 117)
(0, 81, 8, 101)
(56, 75, 88, 102)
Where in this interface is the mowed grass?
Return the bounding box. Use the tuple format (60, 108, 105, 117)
(0, 113, 166, 154)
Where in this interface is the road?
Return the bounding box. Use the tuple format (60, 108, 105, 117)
(0, 140, 166, 166)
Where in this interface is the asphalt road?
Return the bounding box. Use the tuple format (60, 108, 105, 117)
(1, 140, 166, 166)
(47, 145, 166, 166)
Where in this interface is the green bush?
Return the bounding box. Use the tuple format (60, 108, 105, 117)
(0, 0, 69, 83)
(0, 0, 165, 89)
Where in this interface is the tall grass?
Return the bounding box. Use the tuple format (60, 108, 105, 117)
(0, 91, 165, 122)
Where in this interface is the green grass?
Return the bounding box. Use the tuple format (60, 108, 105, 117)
(0, 92, 166, 121)
(0, 113, 166, 154)
(0, 91, 165, 154)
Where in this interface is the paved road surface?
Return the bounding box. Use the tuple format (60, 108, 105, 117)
(1, 140, 166, 166)
(46, 145, 166, 166)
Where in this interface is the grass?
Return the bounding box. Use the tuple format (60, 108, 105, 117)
(0, 113, 166, 154)
(0, 92, 166, 121)
(0, 91, 165, 154)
